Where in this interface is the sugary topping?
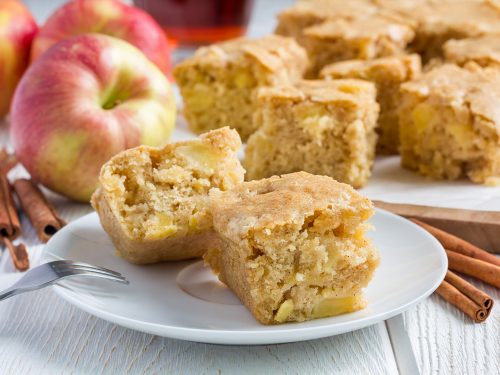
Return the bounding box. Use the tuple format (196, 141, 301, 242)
(320, 54, 421, 81)
(303, 16, 414, 42)
(174, 35, 308, 73)
(444, 35, 500, 66)
(257, 79, 376, 105)
(210, 172, 373, 238)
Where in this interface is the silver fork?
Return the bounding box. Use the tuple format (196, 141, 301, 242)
(0, 260, 129, 301)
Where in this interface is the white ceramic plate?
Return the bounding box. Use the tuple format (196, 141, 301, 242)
(42, 209, 446, 345)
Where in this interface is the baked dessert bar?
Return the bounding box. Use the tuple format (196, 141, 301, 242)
(399, 64, 500, 185)
(173, 35, 308, 141)
(408, 1, 500, 61)
(275, 0, 378, 45)
(244, 79, 379, 188)
(205, 172, 379, 324)
(443, 35, 500, 69)
(91, 127, 245, 264)
(320, 54, 422, 154)
(301, 16, 415, 77)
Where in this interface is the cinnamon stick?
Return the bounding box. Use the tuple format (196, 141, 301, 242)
(411, 218, 500, 267)
(445, 271, 493, 311)
(3, 237, 29, 271)
(446, 250, 500, 289)
(0, 174, 20, 239)
(13, 179, 66, 243)
(436, 280, 488, 322)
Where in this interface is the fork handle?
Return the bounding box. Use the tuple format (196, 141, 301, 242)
(0, 287, 22, 301)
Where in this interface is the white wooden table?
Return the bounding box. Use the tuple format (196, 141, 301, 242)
(0, 1, 499, 374)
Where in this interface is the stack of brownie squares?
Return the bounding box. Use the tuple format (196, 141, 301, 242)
(175, 0, 500, 187)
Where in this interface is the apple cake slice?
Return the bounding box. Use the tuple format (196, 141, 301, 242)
(399, 64, 500, 185)
(174, 35, 308, 141)
(205, 172, 379, 324)
(244, 79, 379, 188)
(320, 54, 422, 154)
(91, 127, 245, 264)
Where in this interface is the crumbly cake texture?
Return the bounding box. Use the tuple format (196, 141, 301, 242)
(399, 64, 500, 185)
(320, 54, 422, 154)
(91, 127, 245, 264)
(443, 35, 500, 68)
(407, 1, 500, 61)
(244, 79, 379, 187)
(173, 35, 308, 141)
(205, 172, 379, 324)
(301, 16, 415, 77)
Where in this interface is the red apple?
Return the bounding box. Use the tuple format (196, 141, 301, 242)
(11, 33, 176, 202)
(31, 0, 171, 74)
(0, 0, 37, 118)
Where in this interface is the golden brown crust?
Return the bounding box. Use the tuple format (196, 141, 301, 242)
(320, 54, 421, 82)
(303, 16, 414, 42)
(257, 79, 377, 105)
(210, 172, 373, 240)
(173, 35, 308, 76)
(443, 35, 500, 68)
(300, 15, 414, 76)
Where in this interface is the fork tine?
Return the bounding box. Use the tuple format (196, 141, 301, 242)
(53, 262, 124, 277)
(57, 269, 129, 284)
(50, 260, 123, 277)
(55, 265, 127, 280)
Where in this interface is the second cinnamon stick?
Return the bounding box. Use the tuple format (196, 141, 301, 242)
(445, 271, 493, 310)
(411, 218, 500, 267)
(13, 179, 65, 243)
(446, 250, 500, 289)
(436, 281, 488, 322)
(0, 174, 21, 239)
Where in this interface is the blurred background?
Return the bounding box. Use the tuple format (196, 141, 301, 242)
(23, 0, 295, 63)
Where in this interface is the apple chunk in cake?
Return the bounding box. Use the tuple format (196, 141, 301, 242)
(320, 54, 421, 154)
(399, 64, 500, 185)
(244, 79, 379, 188)
(205, 172, 379, 324)
(91, 127, 245, 264)
(173, 35, 308, 141)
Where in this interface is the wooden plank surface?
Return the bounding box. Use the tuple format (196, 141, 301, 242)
(374, 201, 500, 254)
(0, 289, 397, 375)
(405, 280, 500, 374)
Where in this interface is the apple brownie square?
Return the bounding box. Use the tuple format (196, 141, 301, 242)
(399, 64, 500, 185)
(244, 79, 379, 188)
(320, 54, 422, 154)
(275, 0, 378, 45)
(173, 35, 308, 141)
(91, 127, 245, 264)
(205, 172, 379, 324)
(408, 1, 500, 61)
(443, 35, 500, 69)
(300, 15, 414, 77)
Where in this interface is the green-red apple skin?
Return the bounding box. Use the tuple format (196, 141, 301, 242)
(11, 33, 176, 202)
(31, 0, 171, 74)
(0, 0, 37, 118)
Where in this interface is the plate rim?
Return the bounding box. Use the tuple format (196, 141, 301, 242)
(43, 208, 447, 345)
